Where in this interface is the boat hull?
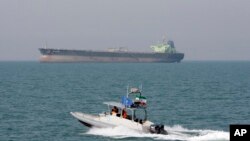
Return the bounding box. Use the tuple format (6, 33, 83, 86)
(70, 112, 152, 133)
(39, 48, 184, 63)
(70, 112, 116, 128)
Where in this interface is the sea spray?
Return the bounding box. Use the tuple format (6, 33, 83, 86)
(85, 125, 229, 141)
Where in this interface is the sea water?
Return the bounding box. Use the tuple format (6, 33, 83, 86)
(0, 61, 249, 141)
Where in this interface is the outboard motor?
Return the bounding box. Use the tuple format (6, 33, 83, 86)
(150, 124, 168, 135)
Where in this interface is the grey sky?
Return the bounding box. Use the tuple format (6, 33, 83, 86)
(0, 0, 249, 61)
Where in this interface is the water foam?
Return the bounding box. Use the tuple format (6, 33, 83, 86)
(84, 125, 229, 141)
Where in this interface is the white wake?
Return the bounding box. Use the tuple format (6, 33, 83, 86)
(84, 125, 229, 141)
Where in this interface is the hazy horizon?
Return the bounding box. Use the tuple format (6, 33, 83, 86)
(0, 0, 250, 61)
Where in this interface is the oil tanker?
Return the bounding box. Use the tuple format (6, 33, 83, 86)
(39, 40, 184, 63)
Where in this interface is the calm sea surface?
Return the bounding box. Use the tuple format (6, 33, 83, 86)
(0, 61, 249, 141)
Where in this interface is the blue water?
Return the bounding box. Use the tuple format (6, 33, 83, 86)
(1, 61, 249, 141)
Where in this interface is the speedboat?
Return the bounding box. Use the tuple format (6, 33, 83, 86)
(70, 87, 167, 135)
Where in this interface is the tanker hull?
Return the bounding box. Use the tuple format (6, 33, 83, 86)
(39, 48, 184, 63)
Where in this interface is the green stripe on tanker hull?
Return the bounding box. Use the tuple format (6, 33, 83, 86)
(40, 55, 183, 63)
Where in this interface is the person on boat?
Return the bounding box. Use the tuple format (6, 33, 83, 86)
(122, 108, 127, 118)
(111, 106, 118, 115)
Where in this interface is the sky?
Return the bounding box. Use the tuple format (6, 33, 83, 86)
(0, 0, 249, 61)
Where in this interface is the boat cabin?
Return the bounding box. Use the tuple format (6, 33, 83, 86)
(103, 102, 147, 124)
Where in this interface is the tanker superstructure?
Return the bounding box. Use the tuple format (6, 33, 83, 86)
(39, 40, 184, 63)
